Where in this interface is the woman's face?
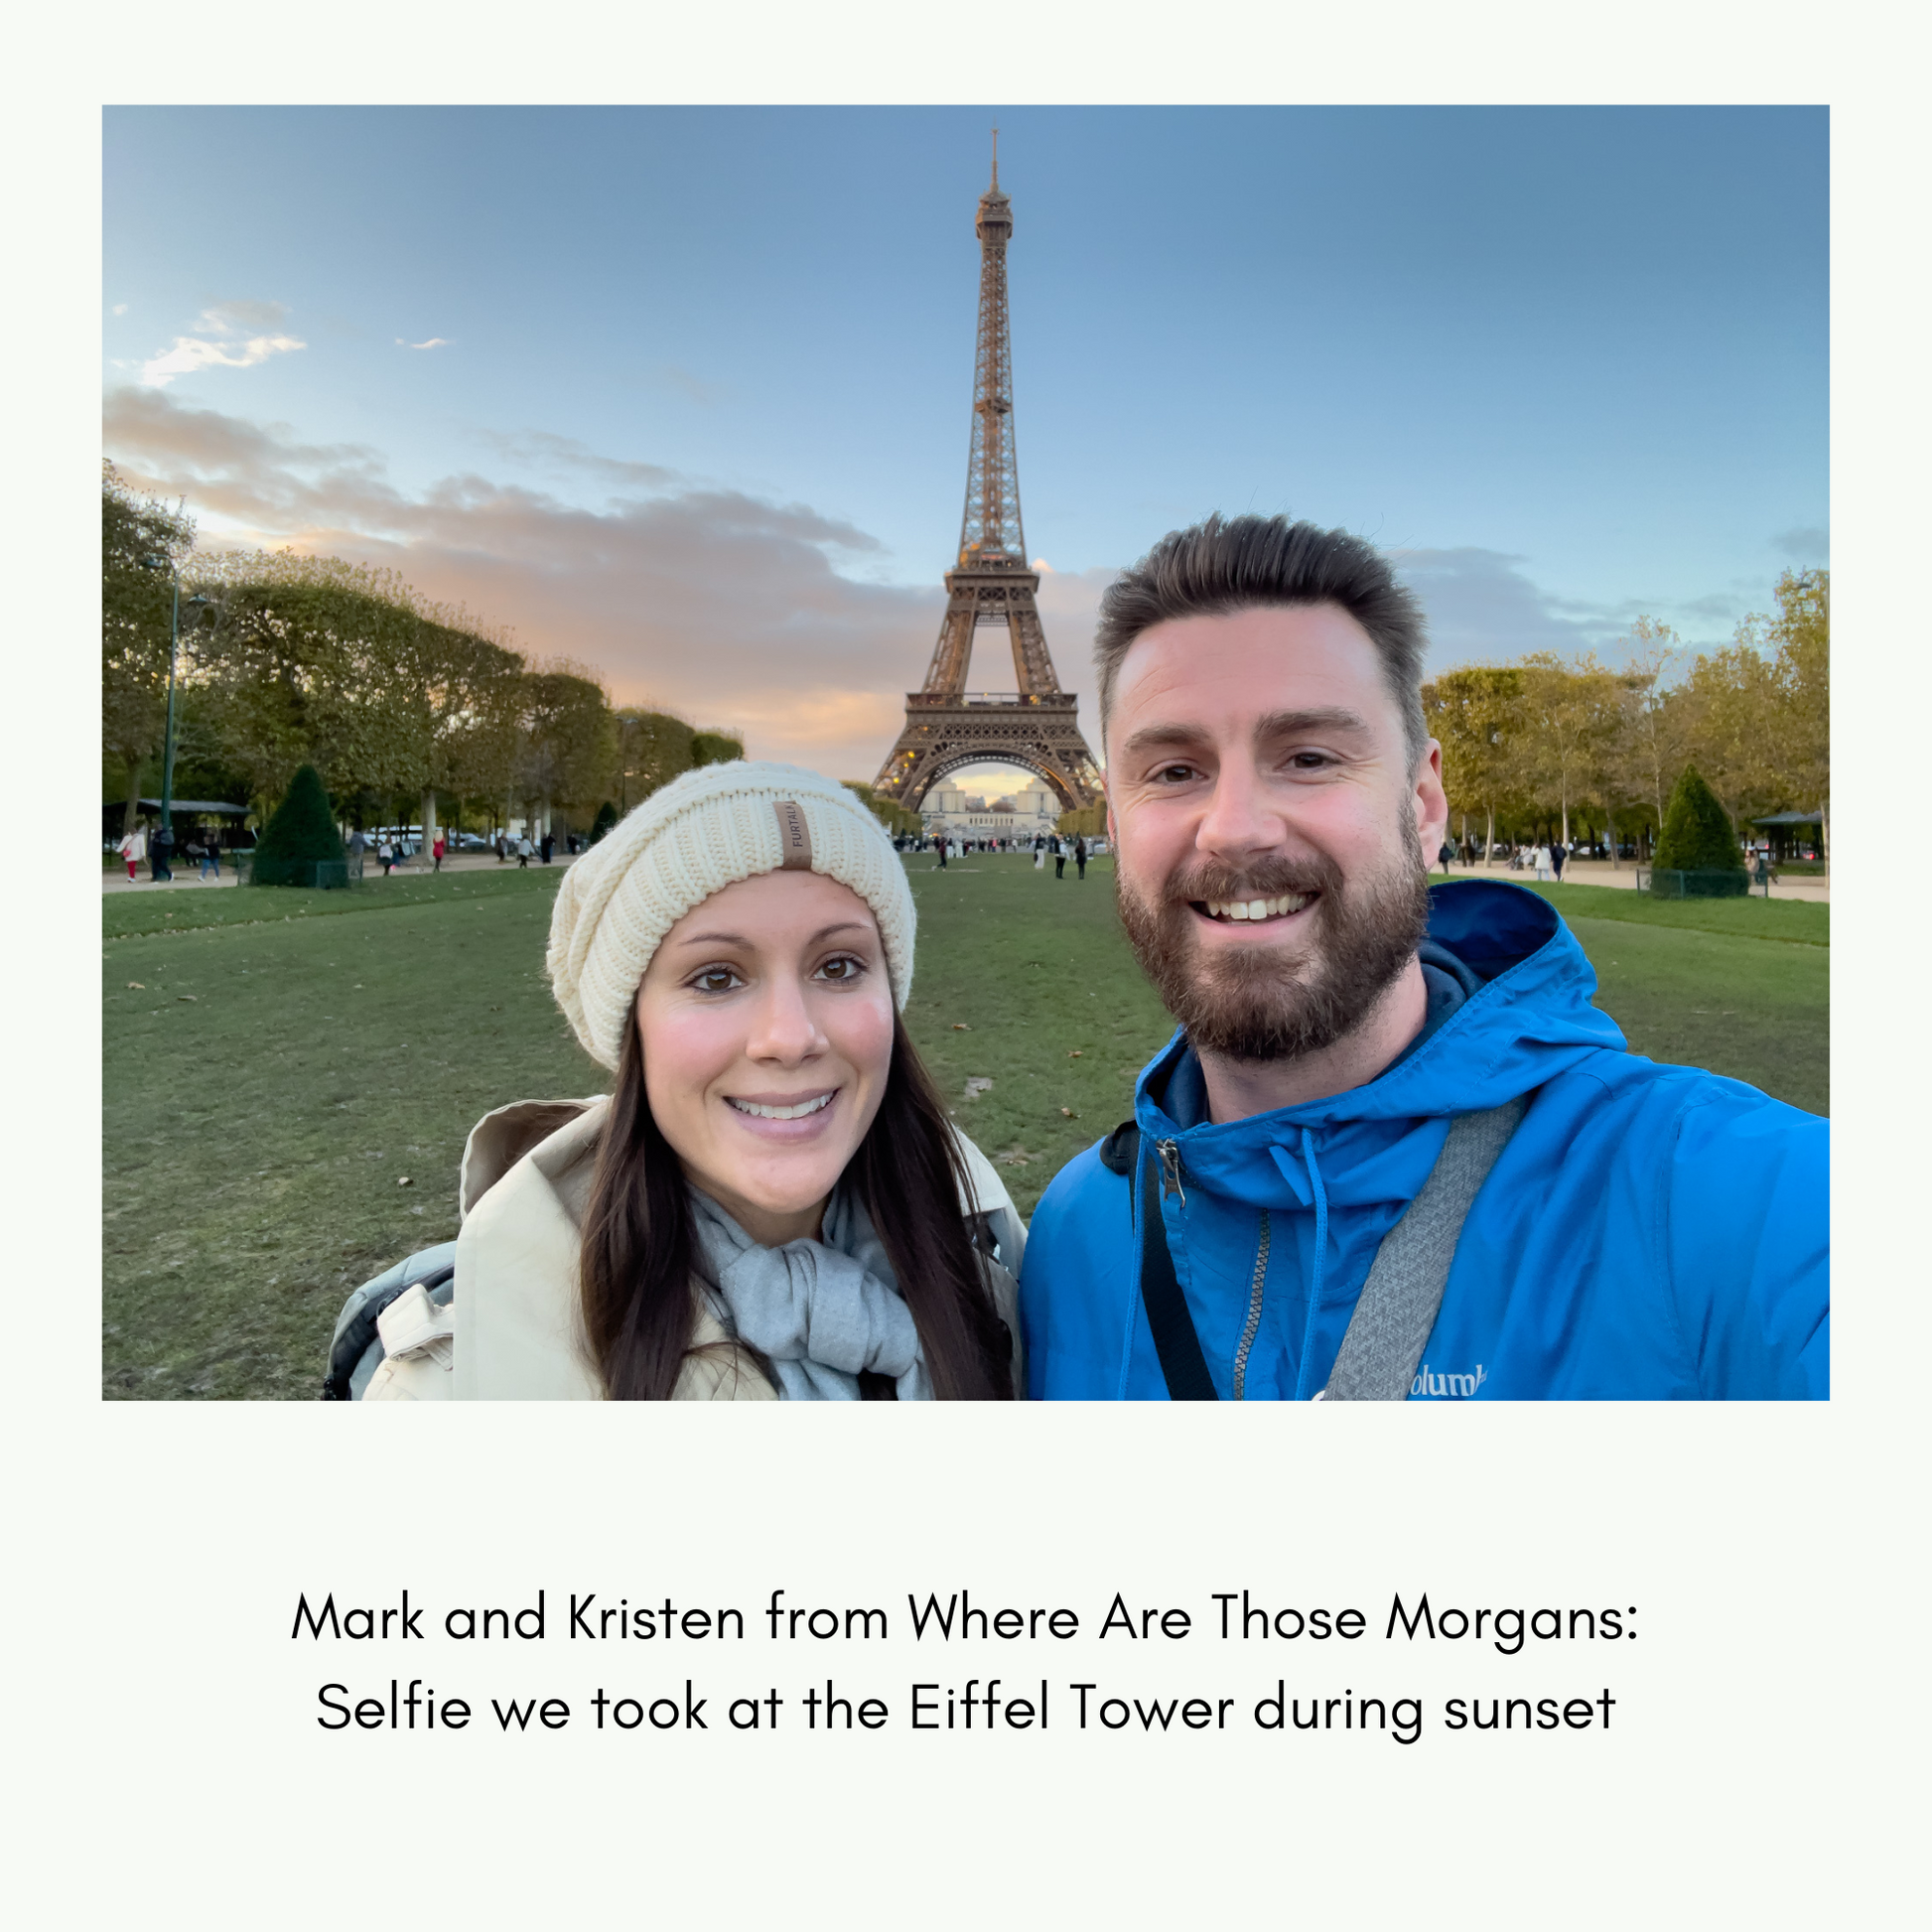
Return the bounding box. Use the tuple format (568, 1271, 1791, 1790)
(635, 869, 897, 1246)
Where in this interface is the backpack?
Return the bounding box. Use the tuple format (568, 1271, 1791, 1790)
(322, 1242, 456, 1399)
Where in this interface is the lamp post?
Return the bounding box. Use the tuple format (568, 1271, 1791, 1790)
(139, 556, 209, 882)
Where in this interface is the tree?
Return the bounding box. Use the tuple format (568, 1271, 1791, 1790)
(841, 780, 921, 837)
(1518, 654, 1627, 850)
(1423, 666, 1526, 862)
(249, 762, 346, 887)
(188, 550, 528, 839)
(1762, 568, 1829, 861)
(514, 662, 618, 833)
(691, 729, 746, 767)
(1614, 618, 1689, 843)
(614, 707, 699, 810)
(1652, 764, 1743, 876)
(102, 464, 197, 836)
(1666, 572, 1829, 860)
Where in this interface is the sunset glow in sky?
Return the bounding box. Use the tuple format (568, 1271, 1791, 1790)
(102, 105, 1828, 782)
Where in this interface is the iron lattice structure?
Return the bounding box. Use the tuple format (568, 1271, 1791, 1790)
(873, 148, 1103, 813)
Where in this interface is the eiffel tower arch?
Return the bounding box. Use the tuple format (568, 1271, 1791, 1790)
(873, 143, 1103, 815)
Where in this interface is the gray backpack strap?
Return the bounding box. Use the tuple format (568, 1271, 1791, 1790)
(1320, 1096, 1527, 1401)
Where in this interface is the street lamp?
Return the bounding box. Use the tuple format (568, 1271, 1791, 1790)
(139, 555, 210, 882)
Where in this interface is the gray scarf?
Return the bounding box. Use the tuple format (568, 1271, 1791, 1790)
(686, 1186, 933, 1402)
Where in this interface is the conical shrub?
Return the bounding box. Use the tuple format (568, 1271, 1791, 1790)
(1653, 765, 1742, 873)
(250, 763, 346, 886)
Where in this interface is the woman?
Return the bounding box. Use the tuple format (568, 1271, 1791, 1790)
(117, 825, 146, 881)
(357, 762, 1023, 1401)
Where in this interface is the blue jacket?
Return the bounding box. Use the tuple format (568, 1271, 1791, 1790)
(1019, 883, 1827, 1400)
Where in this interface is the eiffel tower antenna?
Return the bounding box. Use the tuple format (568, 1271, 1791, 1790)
(872, 151, 1103, 814)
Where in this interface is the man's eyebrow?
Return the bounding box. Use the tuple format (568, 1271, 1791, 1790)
(1118, 707, 1373, 759)
(1118, 721, 1213, 758)
(1253, 707, 1373, 739)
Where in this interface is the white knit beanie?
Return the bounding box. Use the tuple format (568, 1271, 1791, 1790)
(547, 760, 917, 1070)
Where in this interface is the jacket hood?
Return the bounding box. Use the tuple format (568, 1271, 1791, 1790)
(1133, 881, 1626, 1212)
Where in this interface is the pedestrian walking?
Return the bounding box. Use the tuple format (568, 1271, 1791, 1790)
(1550, 843, 1567, 883)
(1034, 839, 1044, 871)
(377, 836, 394, 877)
(1439, 839, 1454, 877)
(1534, 843, 1551, 882)
(117, 826, 146, 881)
(935, 836, 949, 870)
(197, 836, 220, 881)
(433, 833, 446, 874)
(1053, 836, 1065, 881)
(541, 832, 554, 866)
(1075, 836, 1088, 881)
(516, 835, 532, 869)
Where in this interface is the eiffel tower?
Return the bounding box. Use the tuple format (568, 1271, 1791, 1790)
(872, 143, 1103, 814)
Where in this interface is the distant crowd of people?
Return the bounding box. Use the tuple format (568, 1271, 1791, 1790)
(912, 831, 1093, 880)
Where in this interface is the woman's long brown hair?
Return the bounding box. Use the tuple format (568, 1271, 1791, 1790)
(577, 1008, 1014, 1401)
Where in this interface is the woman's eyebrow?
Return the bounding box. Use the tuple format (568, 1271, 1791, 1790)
(668, 920, 874, 949)
(668, 929, 751, 948)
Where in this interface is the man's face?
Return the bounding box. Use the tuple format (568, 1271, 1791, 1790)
(1106, 604, 1449, 1062)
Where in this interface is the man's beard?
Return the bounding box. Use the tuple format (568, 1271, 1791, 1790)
(1116, 819, 1432, 1063)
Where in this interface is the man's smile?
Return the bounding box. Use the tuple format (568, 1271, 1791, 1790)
(1188, 891, 1317, 927)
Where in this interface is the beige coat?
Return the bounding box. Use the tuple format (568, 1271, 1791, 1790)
(364, 1097, 1027, 1401)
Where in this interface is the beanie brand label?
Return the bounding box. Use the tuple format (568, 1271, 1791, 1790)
(773, 800, 813, 871)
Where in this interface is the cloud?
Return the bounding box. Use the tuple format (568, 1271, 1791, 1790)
(475, 428, 683, 496)
(137, 300, 304, 387)
(1772, 524, 1829, 564)
(1392, 546, 1783, 672)
(398, 337, 449, 350)
(102, 387, 944, 778)
(205, 299, 291, 332)
(660, 364, 723, 406)
(111, 302, 128, 316)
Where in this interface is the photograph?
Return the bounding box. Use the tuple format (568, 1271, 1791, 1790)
(100, 105, 1829, 1402)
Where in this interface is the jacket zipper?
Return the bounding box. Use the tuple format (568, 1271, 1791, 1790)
(1157, 1139, 1186, 1206)
(1231, 1211, 1270, 1402)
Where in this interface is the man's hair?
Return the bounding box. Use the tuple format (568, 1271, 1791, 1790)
(1093, 513, 1430, 769)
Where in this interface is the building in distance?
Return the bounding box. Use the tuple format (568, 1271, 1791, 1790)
(920, 779, 1061, 840)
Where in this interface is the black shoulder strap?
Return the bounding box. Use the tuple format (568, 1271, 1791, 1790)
(1138, 1148, 1219, 1402)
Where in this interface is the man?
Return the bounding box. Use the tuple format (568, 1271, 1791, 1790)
(1054, 836, 1066, 881)
(1019, 513, 1826, 1400)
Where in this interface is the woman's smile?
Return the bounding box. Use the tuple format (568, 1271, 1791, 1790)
(722, 1087, 842, 1142)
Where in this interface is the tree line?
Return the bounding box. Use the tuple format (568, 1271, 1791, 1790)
(103, 466, 748, 842)
(1425, 569, 1828, 865)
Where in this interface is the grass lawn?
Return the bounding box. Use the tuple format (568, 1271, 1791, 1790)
(102, 854, 1826, 1400)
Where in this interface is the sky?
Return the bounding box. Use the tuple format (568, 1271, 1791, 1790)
(101, 105, 1828, 786)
